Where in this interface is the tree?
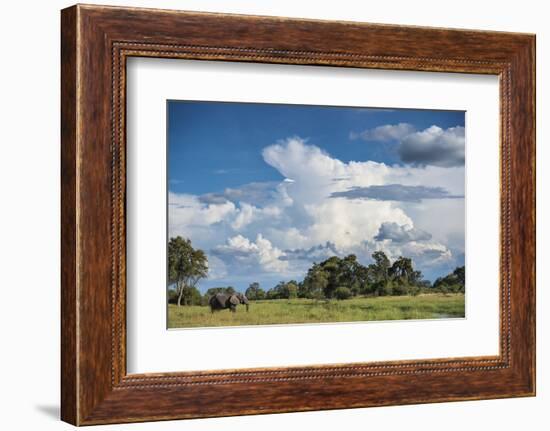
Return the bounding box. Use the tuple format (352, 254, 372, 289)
(321, 256, 342, 298)
(365, 251, 392, 296)
(301, 263, 329, 299)
(390, 257, 412, 282)
(205, 287, 234, 297)
(389, 256, 422, 288)
(282, 281, 298, 299)
(339, 254, 366, 296)
(433, 266, 465, 293)
(245, 282, 266, 300)
(453, 266, 465, 286)
(265, 281, 298, 299)
(266, 283, 282, 299)
(304, 255, 363, 298)
(168, 236, 208, 306)
(244, 250, 443, 302)
(357, 264, 377, 295)
(338, 255, 359, 286)
(256, 288, 266, 300)
(372, 251, 391, 284)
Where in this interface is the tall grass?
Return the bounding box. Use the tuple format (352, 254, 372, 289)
(168, 293, 465, 329)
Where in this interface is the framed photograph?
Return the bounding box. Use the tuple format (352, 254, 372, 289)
(61, 4, 535, 425)
(164, 100, 467, 330)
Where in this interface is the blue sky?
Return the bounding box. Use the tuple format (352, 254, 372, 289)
(168, 100, 465, 293)
(168, 102, 464, 194)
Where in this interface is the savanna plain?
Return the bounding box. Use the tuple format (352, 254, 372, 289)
(168, 293, 465, 328)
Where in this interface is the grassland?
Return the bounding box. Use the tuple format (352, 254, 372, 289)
(167, 293, 465, 329)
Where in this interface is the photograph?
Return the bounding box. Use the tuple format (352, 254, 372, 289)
(167, 101, 466, 328)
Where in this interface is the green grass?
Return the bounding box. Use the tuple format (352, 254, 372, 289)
(167, 293, 465, 329)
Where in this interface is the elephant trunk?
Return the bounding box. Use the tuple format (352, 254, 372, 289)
(245, 303, 249, 312)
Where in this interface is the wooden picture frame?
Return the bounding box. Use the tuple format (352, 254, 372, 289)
(61, 4, 535, 425)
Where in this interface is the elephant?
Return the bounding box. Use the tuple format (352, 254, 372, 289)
(209, 292, 249, 313)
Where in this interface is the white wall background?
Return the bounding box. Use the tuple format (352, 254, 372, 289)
(0, 0, 546, 429)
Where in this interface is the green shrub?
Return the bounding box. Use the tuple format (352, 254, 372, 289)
(409, 286, 421, 296)
(334, 286, 352, 300)
(167, 289, 179, 304)
(169, 286, 203, 306)
(381, 281, 394, 296)
(392, 283, 409, 296)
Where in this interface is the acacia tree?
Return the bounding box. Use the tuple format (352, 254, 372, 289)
(168, 236, 208, 306)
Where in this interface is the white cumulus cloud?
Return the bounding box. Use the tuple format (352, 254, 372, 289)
(212, 234, 288, 274)
(169, 136, 464, 283)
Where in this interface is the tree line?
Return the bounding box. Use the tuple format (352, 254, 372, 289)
(168, 236, 465, 306)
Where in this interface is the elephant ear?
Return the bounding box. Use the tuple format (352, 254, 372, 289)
(229, 295, 240, 306)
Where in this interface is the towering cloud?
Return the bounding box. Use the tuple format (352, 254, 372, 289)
(169, 137, 464, 283)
